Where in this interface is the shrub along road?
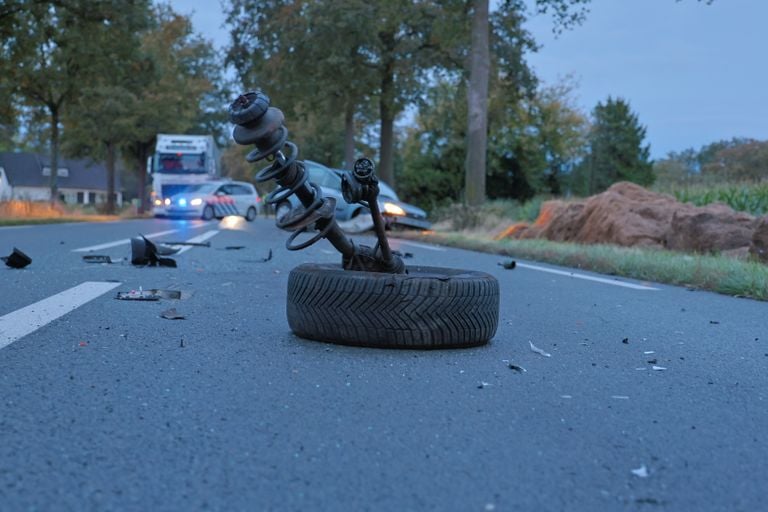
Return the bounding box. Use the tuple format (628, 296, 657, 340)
(0, 217, 765, 510)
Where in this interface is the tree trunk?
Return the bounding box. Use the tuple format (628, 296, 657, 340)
(379, 65, 396, 186)
(464, 0, 490, 207)
(106, 141, 116, 214)
(49, 106, 60, 204)
(343, 102, 355, 169)
(137, 143, 149, 214)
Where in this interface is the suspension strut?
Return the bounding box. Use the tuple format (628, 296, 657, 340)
(228, 91, 406, 274)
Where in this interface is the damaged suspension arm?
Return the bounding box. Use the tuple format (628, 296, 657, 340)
(228, 91, 405, 274)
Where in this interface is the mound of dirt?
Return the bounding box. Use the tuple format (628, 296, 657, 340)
(499, 182, 767, 262)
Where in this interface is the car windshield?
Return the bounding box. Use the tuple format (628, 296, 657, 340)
(181, 183, 220, 194)
(377, 181, 399, 200)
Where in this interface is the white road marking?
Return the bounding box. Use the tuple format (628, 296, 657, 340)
(71, 223, 212, 252)
(392, 240, 446, 252)
(175, 230, 221, 254)
(515, 262, 659, 290)
(0, 281, 121, 350)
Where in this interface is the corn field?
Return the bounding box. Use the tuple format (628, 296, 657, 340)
(662, 181, 768, 217)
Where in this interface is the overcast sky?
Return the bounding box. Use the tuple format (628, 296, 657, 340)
(169, 0, 768, 159)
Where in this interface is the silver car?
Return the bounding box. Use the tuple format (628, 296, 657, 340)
(275, 161, 431, 230)
(165, 180, 263, 221)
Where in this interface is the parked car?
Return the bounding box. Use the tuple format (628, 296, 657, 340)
(275, 161, 431, 230)
(164, 180, 263, 221)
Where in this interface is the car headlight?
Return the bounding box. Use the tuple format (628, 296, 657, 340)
(190, 198, 203, 206)
(383, 202, 405, 216)
(154, 199, 162, 206)
(163, 198, 171, 206)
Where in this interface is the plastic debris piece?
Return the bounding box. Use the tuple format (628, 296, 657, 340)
(225, 246, 245, 250)
(160, 308, 186, 320)
(611, 395, 630, 400)
(159, 241, 210, 247)
(130, 236, 177, 267)
(477, 381, 491, 389)
(709, 320, 720, 325)
(2, 247, 32, 268)
(78, 341, 88, 347)
(631, 465, 649, 478)
(261, 248, 273, 262)
(116, 289, 161, 301)
(529, 341, 551, 357)
(497, 260, 516, 270)
(652, 365, 667, 371)
(560, 395, 573, 399)
(647, 358, 658, 364)
(622, 337, 629, 344)
(508, 363, 527, 373)
(644, 351, 655, 355)
(82, 254, 120, 264)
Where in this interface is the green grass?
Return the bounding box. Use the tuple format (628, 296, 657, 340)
(0, 217, 94, 226)
(400, 232, 768, 301)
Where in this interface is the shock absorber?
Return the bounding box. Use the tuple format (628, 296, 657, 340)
(228, 91, 405, 274)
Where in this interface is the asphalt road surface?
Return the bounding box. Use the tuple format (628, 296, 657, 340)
(1, 217, 765, 511)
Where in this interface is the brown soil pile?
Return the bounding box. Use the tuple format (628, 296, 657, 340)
(498, 182, 768, 263)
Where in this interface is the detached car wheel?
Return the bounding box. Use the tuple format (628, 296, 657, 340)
(287, 264, 499, 349)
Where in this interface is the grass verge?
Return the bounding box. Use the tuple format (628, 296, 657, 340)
(397, 231, 768, 301)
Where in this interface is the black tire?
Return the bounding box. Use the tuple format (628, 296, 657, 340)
(246, 206, 257, 221)
(202, 205, 214, 220)
(287, 264, 499, 349)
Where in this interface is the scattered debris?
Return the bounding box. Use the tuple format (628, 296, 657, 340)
(224, 246, 245, 250)
(159, 241, 211, 247)
(631, 465, 649, 478)
(160, 308, 186, 320)
(477, 381, 491, 389)
(644, 351, 655, 355)
(2, 247, 31, 268)
(529, 341, 551, 357)
(560, 395, 573, 399)
(652, 365, 667, 371)
(622, 337, 629, 344)
(130, 236, 178, 267)
(647, 358, 658, 364)
(116, 289, 161, 301)
(261, 248, 273, 262)
(709, 320, 720, 324)
(180, 338, 185, 348)
(78, 341, 88, 347)
(392, 250, 414, 259)
(508, 363, 527, 373)
(497, 260, 516, 270)
(611, 395, 630, 400)
(82, 255, 122, 264)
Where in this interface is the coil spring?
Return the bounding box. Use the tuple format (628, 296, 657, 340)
(230, 92, 341, 252)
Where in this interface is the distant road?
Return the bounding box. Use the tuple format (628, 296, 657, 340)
(1, 218, 765, 511)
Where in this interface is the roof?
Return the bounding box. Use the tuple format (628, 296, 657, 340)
(0, 152, 121, 191)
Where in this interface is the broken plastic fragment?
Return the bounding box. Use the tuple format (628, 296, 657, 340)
(160, 308, 186, 320)
(508, 363, 527, 373)
(497, 260, 516, 270)
(225, 246, 245, 250)
(651, 365, 667, 371)
(529, 341, 551, 357)
(2, 247, 32, 268)
(130, 236, 178, 267)
(116, 289, 160, 301)
(631, 465, 649, 478)
(159, 241, 211, 247)
(83, 255, 120, 264)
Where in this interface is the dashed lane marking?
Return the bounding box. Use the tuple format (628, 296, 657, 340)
(71, 223, 213, 252)
(515, 262, 659, 290)
(0, 281, 121, 350)
(175, 230, 221, 254)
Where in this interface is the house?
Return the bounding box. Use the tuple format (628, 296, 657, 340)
(0, 151, 122, 206)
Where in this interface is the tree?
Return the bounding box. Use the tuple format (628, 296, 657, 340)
(572, 97, 653, 195)
(3, 1, 151, 204)
(464, 0, 490, 206)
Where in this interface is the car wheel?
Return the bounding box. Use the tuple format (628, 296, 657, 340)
(201, 205, 214, 220)
(276, 202, 291, 222)
(246, 206, 257, 221)
(287, 263, 499, 349)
